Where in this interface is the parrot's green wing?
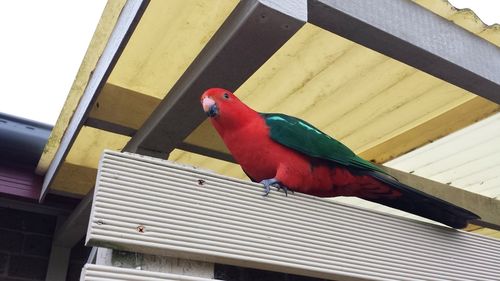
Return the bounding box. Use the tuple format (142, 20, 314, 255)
(261, 113, 387, 174)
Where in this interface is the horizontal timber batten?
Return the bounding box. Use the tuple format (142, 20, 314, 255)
(87, 151, 500, 281)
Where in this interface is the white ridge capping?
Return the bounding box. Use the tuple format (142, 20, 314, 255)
(86, 150, 500, 281)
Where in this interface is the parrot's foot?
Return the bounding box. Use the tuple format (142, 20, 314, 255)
(260, 178, 278, 196)
(259, 178, 291, 197)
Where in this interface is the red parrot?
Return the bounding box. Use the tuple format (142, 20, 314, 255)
(200, 88, 479, 228)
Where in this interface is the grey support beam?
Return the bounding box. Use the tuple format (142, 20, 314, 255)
(52, 190, 94, 247)
(49, 192, 94, 280)
(39, 0, 149, 201)
(85, 117, 137, 137)
(45, 246, 71, 281)
(124, 0, 307, 157)
(45, 217, 72, 281)
(178, 142, 235, 163)
(308, 0, 500, 104)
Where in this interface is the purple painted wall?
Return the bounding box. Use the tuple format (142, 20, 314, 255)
(0, 164, 42, 200)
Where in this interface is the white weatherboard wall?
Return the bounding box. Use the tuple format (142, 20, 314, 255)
(386, 112, 500, 198)
(87, 150, 500, 281)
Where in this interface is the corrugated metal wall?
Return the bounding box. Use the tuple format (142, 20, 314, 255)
(87, 151, 500, 281)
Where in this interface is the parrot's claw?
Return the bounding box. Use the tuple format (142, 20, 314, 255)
(263, 184, 271, 196)
(259, 178, 291, 197)
(275, 185, 293, 197)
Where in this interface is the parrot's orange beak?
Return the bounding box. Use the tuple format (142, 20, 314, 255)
(202, 96, 218, 117)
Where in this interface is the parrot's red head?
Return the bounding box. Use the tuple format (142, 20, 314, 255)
(200, 88, 258, 132)
(201, 88, 235, 118)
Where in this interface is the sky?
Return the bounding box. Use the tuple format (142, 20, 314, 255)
(448, 0, 500, 25)
(0, 1, 106, 125)
(0, 0, 498, 126)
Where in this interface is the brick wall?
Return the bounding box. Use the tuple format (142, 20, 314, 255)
(0, 207, 56, 281)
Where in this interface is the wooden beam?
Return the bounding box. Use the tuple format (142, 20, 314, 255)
(45, 245, 71, 281)
(178, 142, 234, 163)
(183, 120, 229, 154)
(124, 0, 307, 157)
(359, 96, 500, 163)
(53, 190, 94, 247)
(179, 143, 500, 230)
(45, 217, 71, 281)
(88, 83, 161, 130)
(39, 0, 150, 201)
(50, 162, 97, 197)
(86, 117, 137, 137)
(308, 0, 500, 104)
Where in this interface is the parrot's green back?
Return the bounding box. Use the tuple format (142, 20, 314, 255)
(261, 113, 387, 174)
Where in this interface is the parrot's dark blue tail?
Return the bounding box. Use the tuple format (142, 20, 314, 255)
(365, 171, 480, 229)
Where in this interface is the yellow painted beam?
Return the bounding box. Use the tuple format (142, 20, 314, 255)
(184, 120, 229, 153)
(50, 126, 130, 196)
(471, 227, 500, 239)
(359, 96, 499, 163)
(65, 126, 130, 168)
(50, 162, 97, 197)
(89, 83, 161, 130)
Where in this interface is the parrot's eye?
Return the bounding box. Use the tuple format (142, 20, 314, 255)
(223, 93, 230, 100)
